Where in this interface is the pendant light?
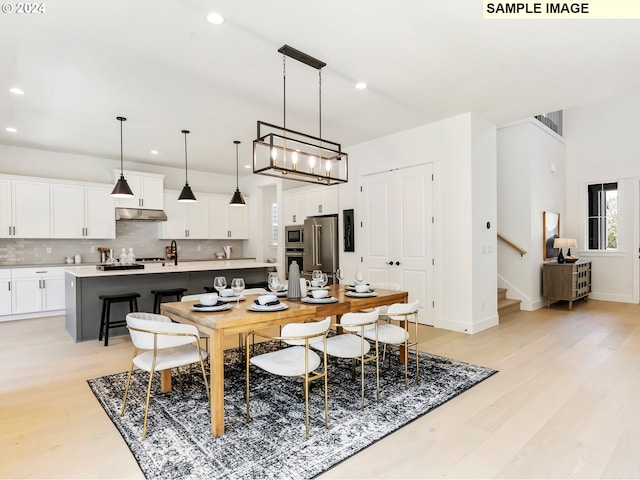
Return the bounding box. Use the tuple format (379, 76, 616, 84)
(229, 140, 246, 206)
(111, 116, 134, 198)
(177, 129, 197, 202)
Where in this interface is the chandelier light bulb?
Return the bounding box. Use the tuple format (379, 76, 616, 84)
(271, 148, 277, 161)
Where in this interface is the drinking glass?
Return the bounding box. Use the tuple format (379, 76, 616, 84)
(268, 272, 281, 293)
(319, 272, 328, 288)
(355, 271, 365, 285)
(335, 268, 345, 290)
(213, 276, 227, 294)
(231, 278, 245, 308)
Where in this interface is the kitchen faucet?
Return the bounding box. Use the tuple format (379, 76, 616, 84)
(170, 240, 178, 265)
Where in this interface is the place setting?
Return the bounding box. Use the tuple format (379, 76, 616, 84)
(301, 288, 339, 304)
(213, 276, 246, 307)
(190, 293, 232, 312)
(345, 271, 377, 297)
(247, 293, 289, 312)
(268, 271, 288, 297)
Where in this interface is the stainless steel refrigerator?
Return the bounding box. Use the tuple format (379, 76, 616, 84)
(303, 215, 338, 281)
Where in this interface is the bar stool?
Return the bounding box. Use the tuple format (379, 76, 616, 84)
(98, 292, 140, 346)
(151, 288, 188, 314)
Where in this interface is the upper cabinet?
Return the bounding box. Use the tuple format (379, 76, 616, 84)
(112, 170, 164, 210)
(283, 185, 339, 226)
(0, 178, 51, 238)
(159, 191, 209, 240)
(51, 183, 115, 239)
(209, 195, 249, 239)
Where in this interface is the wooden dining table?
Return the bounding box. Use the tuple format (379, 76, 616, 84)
(160, 284, 408, 437)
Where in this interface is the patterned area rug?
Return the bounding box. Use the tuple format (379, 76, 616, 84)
(88, 343, 496, 479)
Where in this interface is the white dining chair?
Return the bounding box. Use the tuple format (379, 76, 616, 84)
(121, 312, 210, 440)
(360, 300, 420, 389)
(369, 282, 401, 320)
(311, 309, 380, 410)
(246, 317, 331, 439)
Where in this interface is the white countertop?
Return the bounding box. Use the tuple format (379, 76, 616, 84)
(64, 260, 273, 278)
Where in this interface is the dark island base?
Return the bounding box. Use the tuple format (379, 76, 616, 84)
(65, 268, 269, 342)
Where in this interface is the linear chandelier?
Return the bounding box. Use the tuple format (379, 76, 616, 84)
(253, 45, 348, 185)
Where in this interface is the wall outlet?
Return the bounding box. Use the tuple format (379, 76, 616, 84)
(46, 247, 52, 254)
(90, 246, 96, 253)
(197, 245, 201, 251)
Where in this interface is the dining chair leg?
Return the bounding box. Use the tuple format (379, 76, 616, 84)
(142, 367, 155, 441)
(245, 333, 251, 423)
(360, 340, 365, 411)
(120, 360, 136, 417)
(304, 371, 310, 440)
(374, 339, 380, 403)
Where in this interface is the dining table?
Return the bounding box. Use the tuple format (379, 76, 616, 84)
(160, 284, 408, 437)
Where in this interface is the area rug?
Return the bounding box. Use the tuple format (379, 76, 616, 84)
(88, 343, 496, 479)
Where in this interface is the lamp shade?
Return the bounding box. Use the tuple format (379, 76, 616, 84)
(230, 188, 246, 206)
(111, 174, 134, 197)
(178, 184, 197, 202)
(553, 238, 568, 249)
(567, 238, 577, 249)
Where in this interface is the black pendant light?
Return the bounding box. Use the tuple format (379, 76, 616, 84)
(229, 140, 246, 206)
(111, 116, 134, 198)
(177, 129, 197, 202)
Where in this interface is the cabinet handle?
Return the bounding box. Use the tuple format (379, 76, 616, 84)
(42, 279, 46, 289)
(8, 281, 10, 291)
(319, 204, 323, 214)
(293, 214, 296, 223)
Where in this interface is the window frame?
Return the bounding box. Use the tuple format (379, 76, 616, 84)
(585, 180, 621, 254)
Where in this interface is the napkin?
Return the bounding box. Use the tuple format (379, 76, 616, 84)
(254, 294, 280, 306)
(220, 288, 235, 297)
(196, 300, 225, 307)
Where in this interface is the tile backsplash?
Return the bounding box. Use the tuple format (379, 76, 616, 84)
(0, 221, 245, 266)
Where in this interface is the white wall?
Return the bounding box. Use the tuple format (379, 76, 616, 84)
(341, 112, 497, 333)
(563, 91, 640, 304)
(497, 119, 566, 310)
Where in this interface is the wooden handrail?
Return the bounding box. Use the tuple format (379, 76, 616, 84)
(497, 233, 527, 257)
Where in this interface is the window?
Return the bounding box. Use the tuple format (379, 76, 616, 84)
(271, 202, 278, 246)
(587, 182, 618, 250)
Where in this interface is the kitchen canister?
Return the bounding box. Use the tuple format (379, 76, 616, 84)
(74, 254, 81, 264)
(287, 260, 301, 299)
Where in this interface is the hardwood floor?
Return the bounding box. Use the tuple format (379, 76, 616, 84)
(1, 300, 639, 479)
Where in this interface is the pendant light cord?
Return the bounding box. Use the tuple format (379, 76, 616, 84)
(182, 130, 189, 184)
(235, 140, 241, 189)
(283, 54, 286, 130)
(118, 116, 125, 174)
(318, 69, 322, 140)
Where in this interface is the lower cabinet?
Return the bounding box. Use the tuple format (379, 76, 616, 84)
(0, 270, 11, 316)
(542, 260, 592, 310)
(10, 267, 65, 314)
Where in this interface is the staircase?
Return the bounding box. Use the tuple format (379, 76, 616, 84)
(498, 288, 521, 318)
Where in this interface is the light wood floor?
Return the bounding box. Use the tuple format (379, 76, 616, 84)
(1, 300, 639, 479)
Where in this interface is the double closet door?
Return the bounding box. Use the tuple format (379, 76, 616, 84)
(360, 163, 433, 325)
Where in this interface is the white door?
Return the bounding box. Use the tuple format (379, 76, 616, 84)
(84, 186, 116, 239)
(51, 183, 84, 238)
(361, 164, 434, 325)
(228, 203, 249, 239)
(140, 175, 164, 209)
(160, 192, 188, 239)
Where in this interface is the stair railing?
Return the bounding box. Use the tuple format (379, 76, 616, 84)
(497, 234, 527, 257)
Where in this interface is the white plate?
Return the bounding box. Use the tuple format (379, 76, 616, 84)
(191, 303, 232, 312)
(346, 284, 371, 291)
(247, 303, 289, 312)
(345, 291, 378, 298)
(218, 295, 245, 303)
(302, 296, 339, 304)
(308, 286, 331, 291)
(275, 291, 288, 297)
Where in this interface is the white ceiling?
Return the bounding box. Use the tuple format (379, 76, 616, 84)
(1, 0, 639, 176)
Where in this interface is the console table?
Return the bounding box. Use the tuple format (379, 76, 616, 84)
(542, 260, 591, 310)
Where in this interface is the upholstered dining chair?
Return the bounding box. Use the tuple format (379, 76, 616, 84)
(246, 317, 331, 439)
(360, 300, 420, 389)
(311, 309, 380, 410)
(369, 282, 401, 320)
(121, 312, 210, 440)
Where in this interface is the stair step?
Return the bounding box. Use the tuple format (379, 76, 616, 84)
(498, 297, 521, 317)
(497, 288, 507, 301)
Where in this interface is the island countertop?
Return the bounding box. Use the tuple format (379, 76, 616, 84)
(64, 260, 273, 278)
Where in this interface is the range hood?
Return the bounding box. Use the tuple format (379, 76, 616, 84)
(115, 208, 167, 221)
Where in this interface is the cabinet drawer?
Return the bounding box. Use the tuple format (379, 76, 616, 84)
(11, 267, 65, 279)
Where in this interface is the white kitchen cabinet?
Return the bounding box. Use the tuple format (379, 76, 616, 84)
(51, 184, 116, 239)
(305, 185, 338, 217)
(0, 178, 51, 238)
(209, 195, 249, 239)
(283, 190, 305, 225)
(160, 191, 209, 239)
(0, 270, 11, 316)
(112, 170, 164, 210)
(11, 267, 65, 314)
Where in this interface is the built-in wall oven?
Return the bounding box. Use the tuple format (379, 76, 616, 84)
(284, 248, 304, 280)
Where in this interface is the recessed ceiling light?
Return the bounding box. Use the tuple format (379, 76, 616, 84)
(5, 127, 17, 133)
(150, 149, 159, 155)
(355, 82, 367, 90)
(9, 87, 24, 95)
(206, 12, 224, 24)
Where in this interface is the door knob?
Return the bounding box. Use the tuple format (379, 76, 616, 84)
(395, 261, 400, 266)
(387, 261, 393, 265)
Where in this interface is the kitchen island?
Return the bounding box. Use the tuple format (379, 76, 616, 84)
(64, 260, 273, 342)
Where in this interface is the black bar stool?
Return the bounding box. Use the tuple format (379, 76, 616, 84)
(151, 288, 188, 314)
(98, 292, 140, 346)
